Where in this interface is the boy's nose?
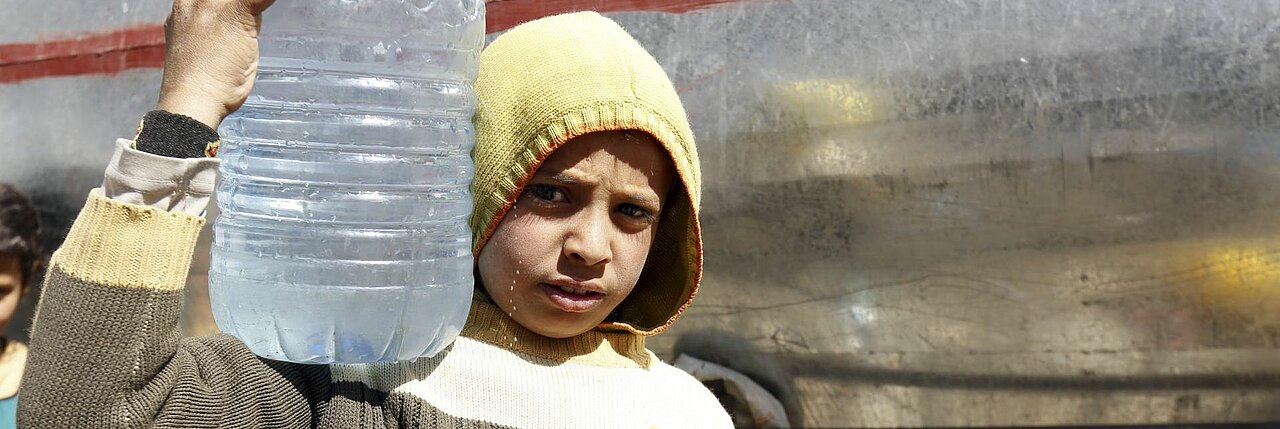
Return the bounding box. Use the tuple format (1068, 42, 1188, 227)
(564, 210, 612, 266)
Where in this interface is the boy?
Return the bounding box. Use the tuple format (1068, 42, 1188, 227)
(19, 0, 731, 428)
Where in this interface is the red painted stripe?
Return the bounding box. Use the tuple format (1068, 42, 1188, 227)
(0, 24, 164, 64)
(0, 0, 753, 84)
(486, 0, 749, 32)
(0, 43, 165, 84)
(0, 25, 166, 83)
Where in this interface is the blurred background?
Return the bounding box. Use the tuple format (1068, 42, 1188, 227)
(4, 0, 1280, 426)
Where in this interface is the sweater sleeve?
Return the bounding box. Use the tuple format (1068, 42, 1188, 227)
(103, 138, 219, 216)
(18, 192, 330, 428)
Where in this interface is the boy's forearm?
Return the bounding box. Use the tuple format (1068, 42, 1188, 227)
(19, 192, 204, 426)
(20, 165, 322, 426)
(19, 108, 220, 424)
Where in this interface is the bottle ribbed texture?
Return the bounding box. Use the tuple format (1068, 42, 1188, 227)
(211, 0, 485, 364)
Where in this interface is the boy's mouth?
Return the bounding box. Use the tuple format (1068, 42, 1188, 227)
(538, 283, 605, 313)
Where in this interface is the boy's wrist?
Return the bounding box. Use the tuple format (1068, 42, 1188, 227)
(156, 93, 225, 131)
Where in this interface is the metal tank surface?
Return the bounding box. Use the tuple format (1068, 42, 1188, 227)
(5, 0, 1280, 426)
(614, 1, 1280, 426)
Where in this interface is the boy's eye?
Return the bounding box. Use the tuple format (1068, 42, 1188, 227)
(616, 203, 655, 222)
(526, 184, 567, 203)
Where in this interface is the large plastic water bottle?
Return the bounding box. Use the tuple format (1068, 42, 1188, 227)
(210, 0, 484, 364)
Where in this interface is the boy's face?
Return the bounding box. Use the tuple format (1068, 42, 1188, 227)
(478, 131, 675, 338)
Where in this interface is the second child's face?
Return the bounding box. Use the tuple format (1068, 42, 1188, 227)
(478, 131, 675, 338)
(0, 253, 22, 333)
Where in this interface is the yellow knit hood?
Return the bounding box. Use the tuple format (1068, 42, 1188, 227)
(470, 12, 701, 336)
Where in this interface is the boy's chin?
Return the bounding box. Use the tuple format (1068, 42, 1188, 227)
(517, 312, 602, 339)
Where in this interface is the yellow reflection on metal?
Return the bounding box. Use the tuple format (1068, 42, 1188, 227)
(1195, 247, 1280, 319)
(771, 79, 883, 127)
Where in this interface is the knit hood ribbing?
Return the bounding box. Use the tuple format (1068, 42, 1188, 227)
(469, 12, 701, 336)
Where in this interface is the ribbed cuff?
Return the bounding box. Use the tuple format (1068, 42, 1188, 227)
(132, 110, 222, 158)
(50, 191, 204, 292)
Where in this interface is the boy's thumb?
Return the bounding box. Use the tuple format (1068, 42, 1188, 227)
(245, 0, 276, 15)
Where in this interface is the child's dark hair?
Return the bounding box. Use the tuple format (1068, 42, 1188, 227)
(0, 183, 42, 293)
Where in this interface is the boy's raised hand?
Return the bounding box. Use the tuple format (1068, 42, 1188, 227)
(157, 0, 276, 129)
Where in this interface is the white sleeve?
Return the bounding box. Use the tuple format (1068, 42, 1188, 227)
(674, 354, 787, 428)
(99, 138, 221, 217)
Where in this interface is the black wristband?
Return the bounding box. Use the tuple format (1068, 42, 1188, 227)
(131, 110, 221, 158)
